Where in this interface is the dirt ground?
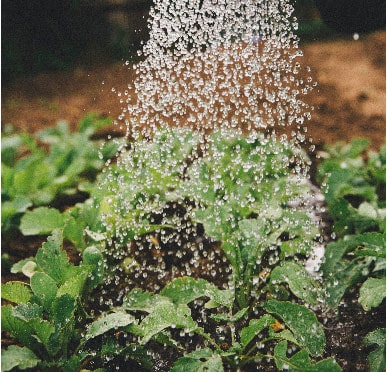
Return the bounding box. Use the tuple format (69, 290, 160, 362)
(2, 31, 386, 150)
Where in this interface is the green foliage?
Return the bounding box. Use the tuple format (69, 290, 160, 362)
(1, 113, 118, 233)
(318, 139, 386, 371)
(1, 230, 105, 371)
(363, 328, 386, 372)
(273, 341, 341, 371)
(3, 126, 352, 371)
(319, 140, 386, 308)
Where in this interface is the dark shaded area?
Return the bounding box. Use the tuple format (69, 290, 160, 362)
(1, 0, 141, 85)
(315, 0, 386, 33)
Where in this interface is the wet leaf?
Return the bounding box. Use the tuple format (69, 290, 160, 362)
(1, 305, 37, 352)
(12, 303, 43, 321)
(30, 272, 58, 310)
(20, 207, 65, 236)
(363, 328, 386, 372)
(270, 262, 319, 305)
(35, 230, 77, 285)
(1, 345, 40, 371)
(274, 341, 342, 371)
(161, 277, 234, 309)
(240, 314, 275, 348)
(171, 349, 223, 372)
(82, 246, 104, 289)
(123, 289, 171, 313)
(86, 311, 136, 340)
(51, 294, 76, 325)
(140, 302, 197, 344)
(359, 277, 386, 311)
(1, 281, 32, 304)
(264, 300, 325, 357)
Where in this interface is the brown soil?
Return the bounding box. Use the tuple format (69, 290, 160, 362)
(2, 31, 385, 149)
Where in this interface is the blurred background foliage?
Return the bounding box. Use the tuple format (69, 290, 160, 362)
(2, 0, 385, 85)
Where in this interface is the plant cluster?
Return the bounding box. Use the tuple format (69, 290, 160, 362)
(2, 119, 385, 371)
(317, 139, 386, 372)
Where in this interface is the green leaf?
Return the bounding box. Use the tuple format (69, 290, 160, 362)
(359, 277, 386, 311)
(1, 346, 40, 371)
(51, 294, 76, 325)
(240, 314, 276, 348)
(85, 311, 136, 340)
(1, 305, 37, 352)
(363, 328, 386, 372)
(264, 300, 325, 357)
(82, 246, 104, 289)
(1, 282, 32, 304)
(56, 269, 90, 299)
(123, 289, 171, 313)
(270, 262, 320, 305)
(20, 207, 65, 236)
(274, 341, 341, 371)
(160, 277, 234, 309)
(140, 302, 198, 344)
(171, 349, 224, 372)
(12, 303, 43, 321)
(36, 230, 76, 285)
(30, 272, 58, 310)
(354, 232, 386, 258)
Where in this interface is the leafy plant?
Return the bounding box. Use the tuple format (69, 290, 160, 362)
(1, 113, 118, 233)
(318, 139, 386, 371)
(86, 277, 339, 371)
(2, 127, 345, 370)
(80, 127, 335, 370)
(1, 230, 104, 371)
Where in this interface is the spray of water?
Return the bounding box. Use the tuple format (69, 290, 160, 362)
(98, 0, 319, 309)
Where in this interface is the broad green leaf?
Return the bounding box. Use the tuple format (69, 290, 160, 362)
(86, 311, 136, 340)
(270, 262, 319, 305)
(171, 349, 223, 372)
(12, 303, 43, 321)
(20, 207, 65, 236)
(264, 300, 325, 357)
(30, 272, 58, 310)
(1, 346, 40, 371)
(28, 319, 55, 348)
(363, 328, 386, 372)
(123, 289, 171, 313)
(51, 294, 76, 325)
(1, 195, 32, 226)
(161, 277, 233, 309)
(274, 341, 341, 371)
(82, 246, 104, 289)
(56, 269, 90, 299)
(1, 305, 37, 352)
(240, 314, 276, 348)
(1, 282, 32, 304)
(354, 232, 386, 258)
(140, 302, 197, 344)
(36, 230, 76, 285)
(324, 258, 372, 308)
(359, 277, 386, 311)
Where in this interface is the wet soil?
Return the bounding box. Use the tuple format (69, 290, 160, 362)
(1, 31, 385, 371)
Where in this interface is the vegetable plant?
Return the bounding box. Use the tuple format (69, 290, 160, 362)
(318, 139, 386, 372)
(1, 230, 104, 371)
(1, 113, 118, 233)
